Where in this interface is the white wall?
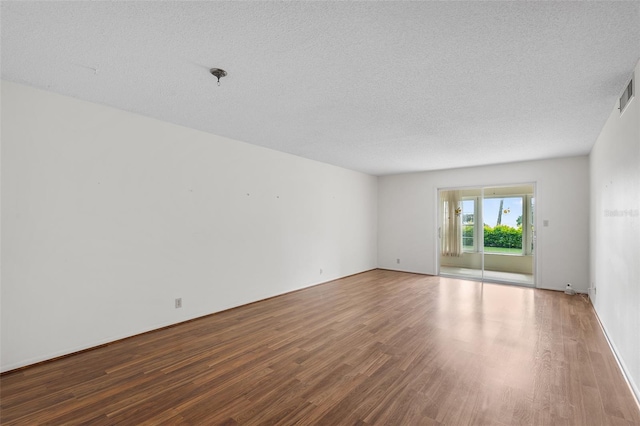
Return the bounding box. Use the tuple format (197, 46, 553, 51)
(378, 156, 590, 292)
(589, 61, 639, 400)
(0, 81, 378, 372)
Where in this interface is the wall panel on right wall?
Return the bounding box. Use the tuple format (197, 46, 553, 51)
(590, 60, 640, 400)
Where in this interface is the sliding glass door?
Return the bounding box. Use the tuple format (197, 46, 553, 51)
(439, 184, 535, 286)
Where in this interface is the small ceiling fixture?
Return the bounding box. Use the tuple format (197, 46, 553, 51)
(210, 68, 227, 86)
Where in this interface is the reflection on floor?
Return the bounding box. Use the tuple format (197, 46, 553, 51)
(440, 266, 534, 286)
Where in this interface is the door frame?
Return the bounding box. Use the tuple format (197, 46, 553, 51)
(435, 182, 537, 287)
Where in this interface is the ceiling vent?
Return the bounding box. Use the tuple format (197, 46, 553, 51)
(619, 75, 634, 114)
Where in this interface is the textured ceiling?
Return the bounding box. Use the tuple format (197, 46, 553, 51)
(2, 1, 639, 175)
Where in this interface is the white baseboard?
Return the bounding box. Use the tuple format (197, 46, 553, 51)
(590, 298, 640, 411)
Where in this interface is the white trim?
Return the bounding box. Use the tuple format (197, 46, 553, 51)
(434, 186, 441, 276)
(590, 298, 640, 411)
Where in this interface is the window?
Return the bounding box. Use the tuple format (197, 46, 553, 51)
(527, 196, 535, 254)
(462, 199, 475, 252)
(461, 193, 534, 256)
(483, 196, 524, 254)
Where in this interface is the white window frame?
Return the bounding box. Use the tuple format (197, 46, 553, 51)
(462, 194, 534, 256)
(462, 197, 481, 253)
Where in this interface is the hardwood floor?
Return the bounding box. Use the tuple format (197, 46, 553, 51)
(1, 270, 638, 425)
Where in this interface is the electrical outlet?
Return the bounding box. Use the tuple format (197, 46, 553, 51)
(320, 268, 323, 274)
(397, 258, 400, 264)
(175, 298, 182, 309)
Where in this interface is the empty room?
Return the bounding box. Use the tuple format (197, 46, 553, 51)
(1, 1, 639, 425)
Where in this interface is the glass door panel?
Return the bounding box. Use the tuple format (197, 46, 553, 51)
(439, 187, 483, 281)
(482, 186, 534, 286)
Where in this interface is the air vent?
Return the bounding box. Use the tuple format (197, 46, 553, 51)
(619, 75, 634, 113)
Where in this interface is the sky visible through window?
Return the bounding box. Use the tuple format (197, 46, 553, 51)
(484, 197, 522, 228)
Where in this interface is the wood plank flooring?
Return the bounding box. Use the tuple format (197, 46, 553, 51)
(1, 270, 639, 425)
